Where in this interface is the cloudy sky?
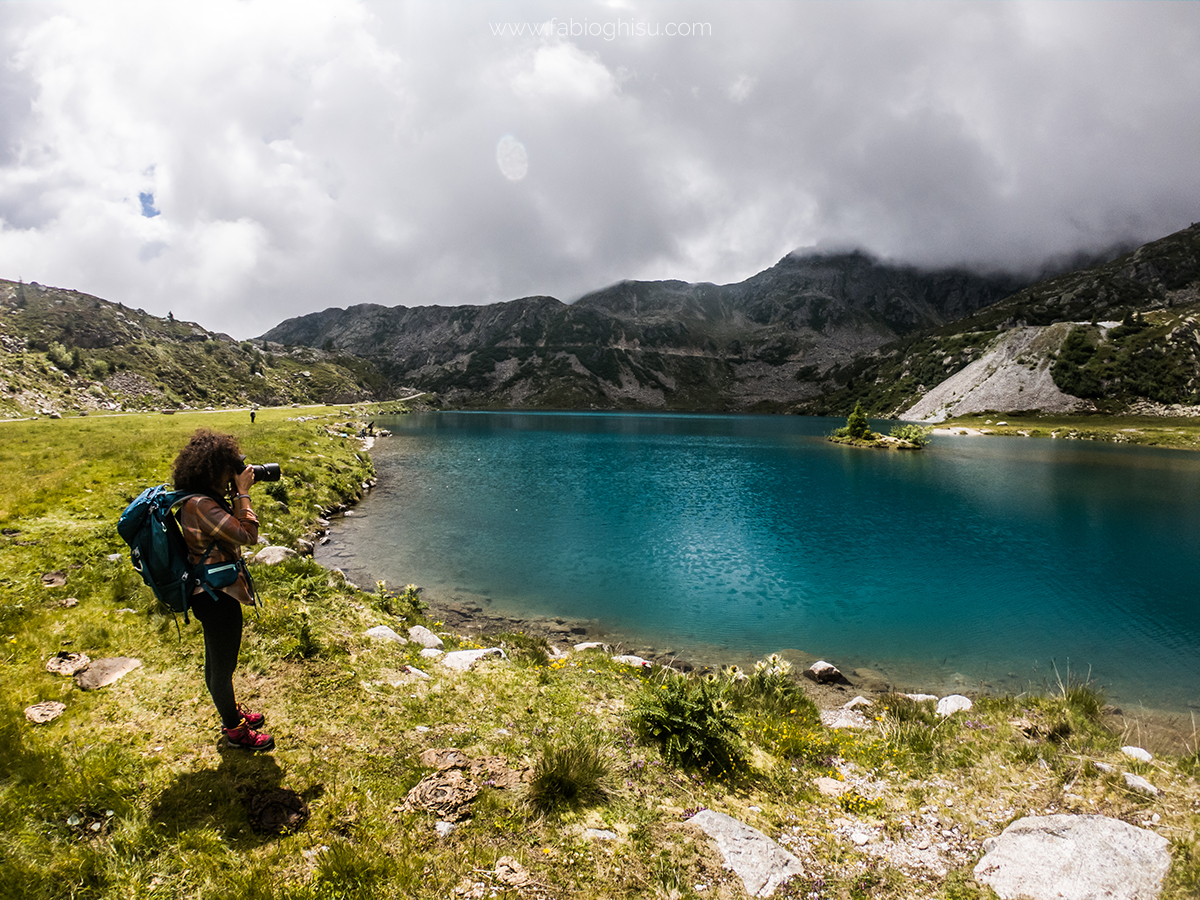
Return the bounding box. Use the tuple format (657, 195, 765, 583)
(1, 1, 1198, 338)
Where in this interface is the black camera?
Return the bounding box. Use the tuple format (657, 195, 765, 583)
(249, 463, 281, 483)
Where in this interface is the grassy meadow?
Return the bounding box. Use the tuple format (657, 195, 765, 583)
(2, 406, 1199, 899)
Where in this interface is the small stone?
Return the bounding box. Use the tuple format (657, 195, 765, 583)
(843, 695, 873, 710)
(74, 657, 141, 690)
(403, 665, 431, 679)
(611, 654, 652, 668)
(936, 695, 973, 717)
(45, 651, 91, 676)
(804, 660, 843, 684)
(408, 625, 444, 649)
(25, 701, 66, 724)
(850, 831, 871, 846)
(1121, 746, 1153, 763)
(419, 648, 444, 658)
(41, 571, 68, 587)
(365, 625, 406, 643)
(585, 828, 618, 840)
(916, 837, 931, 850)
(254, 545, 297, 565)
(435, 820, 456, 838)
(1123, 772, 1159, 797)
(441, 648, 507, 671)
(902, 693, 939, 703)
(60, 597, 79, 608)
(574, 641, 610, 652)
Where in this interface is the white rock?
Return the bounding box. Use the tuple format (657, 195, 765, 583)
(936, 694, 973, 717)
(804, 660, 842, 684)
(584, 828, 618, 840)
(254, 545, 297, 565)
(364, 625, 406, 643)
(402, 665, 431, 679)
(902, 693, 939, 703)
(850, 831, 871, 846)
(974, 814, 1170, 900)
(819, 708, 869, 730)
(419, 648, 444, 659)
(441, 648, 507, 671)
(1121, 746, 1153, 763)
(687, 809, 805, 897)
(408, 625, 444, 649)
(435, 820, 456, 838)
(1123, 773, 1159, 797)
(843, 695, 874, 710)
(611, 654, 653, 668)
(574, 641, 611, 652)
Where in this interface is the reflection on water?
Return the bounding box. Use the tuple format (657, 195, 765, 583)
(319, 412, 1200, 714)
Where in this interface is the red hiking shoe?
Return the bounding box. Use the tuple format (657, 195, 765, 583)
(223, 720, 275, 752)
(237, 705, 266, 729)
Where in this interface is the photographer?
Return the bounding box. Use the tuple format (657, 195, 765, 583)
(172, 428, 274, 752)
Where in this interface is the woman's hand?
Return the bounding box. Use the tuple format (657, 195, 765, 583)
(233, 464, 254, 497)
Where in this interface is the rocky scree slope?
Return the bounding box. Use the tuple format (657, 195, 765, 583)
(0, 279, 391, 417)
(800, 222, 1200, 419)
(259, 251, 1025, 412)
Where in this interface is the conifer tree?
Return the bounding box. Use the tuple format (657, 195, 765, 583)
(846, 401, 870, 440)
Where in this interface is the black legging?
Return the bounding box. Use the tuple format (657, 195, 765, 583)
(188, 590, 244, 729)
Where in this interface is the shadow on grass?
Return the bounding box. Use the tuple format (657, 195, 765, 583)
(151, 750, 320, 846)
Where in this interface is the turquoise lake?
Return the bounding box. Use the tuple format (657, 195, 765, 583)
(319, 411, 1200, 715)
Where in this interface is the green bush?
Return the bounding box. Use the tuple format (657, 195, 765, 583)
(629, 671, 745, 777)
(889, 423, 931, 446)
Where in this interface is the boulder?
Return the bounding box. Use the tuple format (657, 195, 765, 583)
(254, 546, 297, 565)
(408, 625, 445, 649)
(804, 660, 843, 684)
(441, 648, 507, 671)
(364, 624, 406, 643)
(687, 809, 805, 897)
(973, 814, 1171, 900)
(936, 694, 973, 717)
(74, 657, 141, 690)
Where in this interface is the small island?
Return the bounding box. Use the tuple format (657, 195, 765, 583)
(828, 401, 931, 449)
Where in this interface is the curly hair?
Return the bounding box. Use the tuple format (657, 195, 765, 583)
(173, 428, 244, 494)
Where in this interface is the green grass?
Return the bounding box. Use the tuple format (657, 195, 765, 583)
(1, 407, 1199, 898)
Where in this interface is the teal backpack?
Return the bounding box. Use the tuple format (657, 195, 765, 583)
(117, 486, 249, 622)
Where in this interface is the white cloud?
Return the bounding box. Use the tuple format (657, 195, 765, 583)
(0, 0, 1197, 337)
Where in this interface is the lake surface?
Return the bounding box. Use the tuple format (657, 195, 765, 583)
(319, 411, 1200, 715)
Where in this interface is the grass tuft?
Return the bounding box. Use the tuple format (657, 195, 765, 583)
(527, 730, 614, 815)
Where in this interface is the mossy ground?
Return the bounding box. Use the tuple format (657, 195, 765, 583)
(2, 406, 1199, 899)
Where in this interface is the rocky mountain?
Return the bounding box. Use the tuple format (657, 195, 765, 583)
(0, 279, 390, 417)
(260, 251, 1026, 411)
(799, 222, 1200, 420)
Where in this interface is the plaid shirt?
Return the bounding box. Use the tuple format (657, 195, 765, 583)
(179, 495, 259, 606)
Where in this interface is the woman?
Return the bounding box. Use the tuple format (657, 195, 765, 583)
(173, 428, 274, 752)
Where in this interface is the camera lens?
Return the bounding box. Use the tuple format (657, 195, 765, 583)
(251, 463, 282, 483)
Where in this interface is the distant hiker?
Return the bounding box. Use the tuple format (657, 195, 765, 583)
(173, 428, 274, 751)
(250, 409, 256, 424)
